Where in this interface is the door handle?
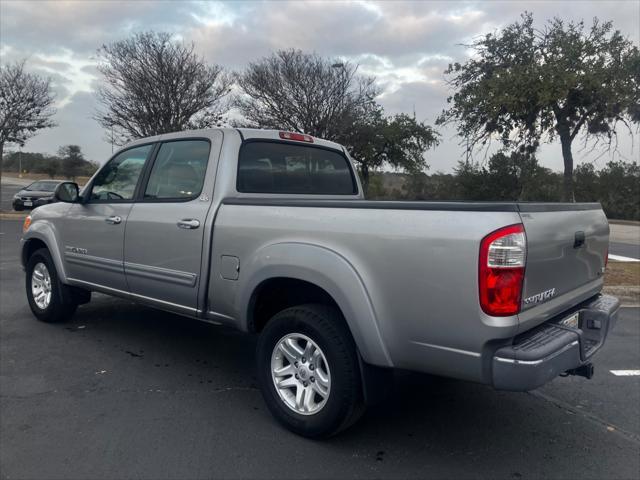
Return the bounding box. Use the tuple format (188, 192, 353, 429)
(105, 215, 122, 225)
(177, 219, 200, 230)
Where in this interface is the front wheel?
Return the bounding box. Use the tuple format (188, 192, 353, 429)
(25, 248, 78, 323)
(256, 304, 363, 438)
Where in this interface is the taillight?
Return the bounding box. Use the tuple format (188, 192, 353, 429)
(479, 224, 526, 317)
(279, 131, 314, 143)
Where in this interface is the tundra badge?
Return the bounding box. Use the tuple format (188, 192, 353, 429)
(524, 288, 557, 305)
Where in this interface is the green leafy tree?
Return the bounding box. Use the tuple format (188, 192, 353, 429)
(340, 110, 439, 193)
(574, 163, 600, 202)
(597, 160, 640, 220)
(453, 152, 563, 202)
(438, 13, 640, 201)
(43, 158, 60, 178)
(454, 161, 492, 200)
(58, 145, 87, 180)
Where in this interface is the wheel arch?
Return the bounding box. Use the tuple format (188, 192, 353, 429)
(21, 224, 68, 283)
(238, 242, 392, 367)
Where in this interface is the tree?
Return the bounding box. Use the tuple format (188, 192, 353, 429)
(237, 50, 439, 193)
(340, 110, 439, 192)
(438, 13, 640, 201)
(597, 160, 640, 220)
(0, 60, 56, 182)
(43, 158, 60, 178)
(236, 49, 378, 140)
(58, 145, 87, 180)
(453, 152, 563, 202)
(95, 31, 232, 144)
(574, 163, 600, 202)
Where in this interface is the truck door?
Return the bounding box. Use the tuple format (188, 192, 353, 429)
(61, 144, 154, 292)
(123, 133, 221, 316)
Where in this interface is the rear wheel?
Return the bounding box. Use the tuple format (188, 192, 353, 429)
(256, 304, 363, 438)
(25, 248, 78, 323)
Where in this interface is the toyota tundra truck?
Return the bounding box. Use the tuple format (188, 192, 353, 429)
(20, 128, 619, 437)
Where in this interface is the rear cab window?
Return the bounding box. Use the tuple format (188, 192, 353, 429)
(237, 141, 357, 195)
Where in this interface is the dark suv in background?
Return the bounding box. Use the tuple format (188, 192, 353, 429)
(12, 180, 66, 211)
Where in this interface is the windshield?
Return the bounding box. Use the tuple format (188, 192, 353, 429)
(26, 181, 58, 192)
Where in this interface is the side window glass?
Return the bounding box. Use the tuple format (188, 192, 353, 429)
(91, 145, 152, 201)
(144, 140, 210, 200)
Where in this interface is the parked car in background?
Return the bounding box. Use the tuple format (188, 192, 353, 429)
(12, 180, 67, 210)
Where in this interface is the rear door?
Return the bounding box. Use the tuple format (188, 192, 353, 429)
(519, 205, 609, 312)
(61, 144, 154, 292)
(123, 133, 222, 315)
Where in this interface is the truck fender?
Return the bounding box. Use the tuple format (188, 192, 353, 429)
(22, 221, 68, 283)
(237, 242, 393, 367)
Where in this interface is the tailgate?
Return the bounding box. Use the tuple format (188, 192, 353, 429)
(518, 204, 609, 313)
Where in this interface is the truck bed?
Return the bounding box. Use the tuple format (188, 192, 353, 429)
(209, 198, 608, 385)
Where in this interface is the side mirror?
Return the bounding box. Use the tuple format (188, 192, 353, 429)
(54, 182, 80, 203)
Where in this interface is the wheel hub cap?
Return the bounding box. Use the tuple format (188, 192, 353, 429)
(31, 262, 52, 310)
(271, 333, 331, 415)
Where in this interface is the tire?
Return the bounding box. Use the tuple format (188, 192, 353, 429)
(256, 304, 363, 438)
(25, 248, 78, 323)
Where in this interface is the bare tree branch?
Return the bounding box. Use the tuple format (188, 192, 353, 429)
(94, 32, 232, 145)
(0, 60, 56, 180)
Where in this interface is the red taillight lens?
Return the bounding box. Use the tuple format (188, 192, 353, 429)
(279, 131, 314, 143)
(479, 224, 526, 317)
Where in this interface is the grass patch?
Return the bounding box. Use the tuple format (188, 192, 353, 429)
(605, 262, 640, 286)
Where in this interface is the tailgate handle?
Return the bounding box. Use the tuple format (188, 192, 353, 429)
(574, 231, 585, 248)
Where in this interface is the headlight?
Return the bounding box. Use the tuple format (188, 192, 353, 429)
(40, 196, 54, 202)
(13, 193, 21, 199)
(23, 215, 32, 233)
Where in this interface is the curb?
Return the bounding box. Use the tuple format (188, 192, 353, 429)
(609, 219, 640, 226)
(603, 286, 640, 308)
(0, 212, 28, 220)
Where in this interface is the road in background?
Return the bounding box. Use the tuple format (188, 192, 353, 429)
(610, 242, 640, 260)
(1, 218, 638, 479)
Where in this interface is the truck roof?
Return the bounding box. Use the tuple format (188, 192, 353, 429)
(122, 128, 345, 152)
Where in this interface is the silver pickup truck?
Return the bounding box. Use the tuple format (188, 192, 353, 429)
(21, 128, 619, 437)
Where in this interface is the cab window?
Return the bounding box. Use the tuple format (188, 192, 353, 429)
(144, 140, 210, 200)
(90, 144, 152, 201)
(237, 141, 357, 195)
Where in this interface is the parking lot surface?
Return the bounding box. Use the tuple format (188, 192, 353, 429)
(1, 218, 639, 479)
(0, 182, 22, 211)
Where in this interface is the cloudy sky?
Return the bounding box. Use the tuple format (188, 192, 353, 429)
(1, 0, 638, 172)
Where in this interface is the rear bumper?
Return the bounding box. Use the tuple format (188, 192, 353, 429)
(492, 294, 620, 391)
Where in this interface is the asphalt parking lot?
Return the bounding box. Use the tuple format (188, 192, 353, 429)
(1, 217, 639, 479)
(1, 182, 23, 211)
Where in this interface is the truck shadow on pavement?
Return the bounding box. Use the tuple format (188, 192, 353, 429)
(36, 293, 636, 478)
